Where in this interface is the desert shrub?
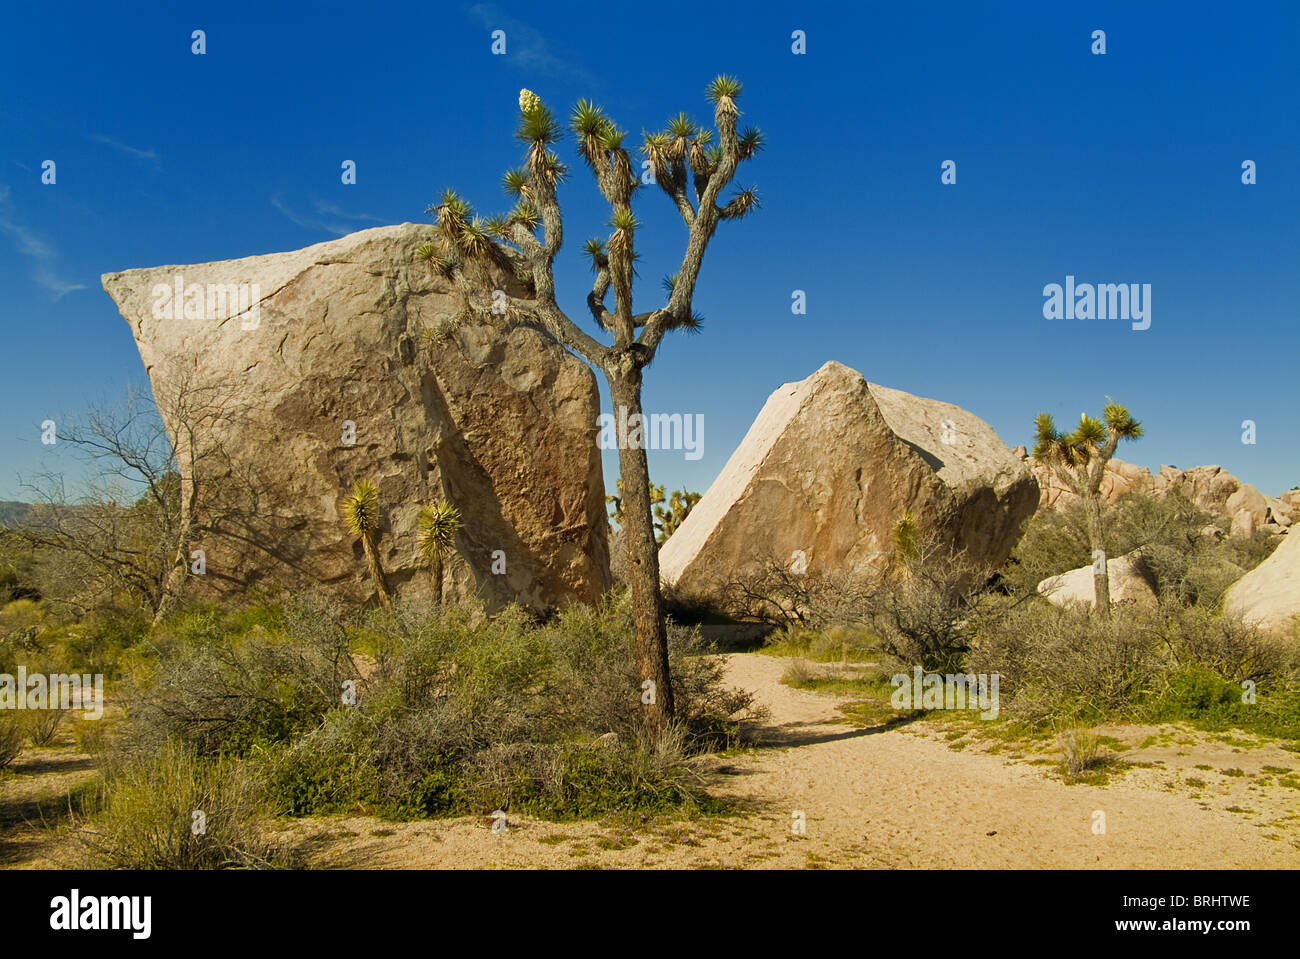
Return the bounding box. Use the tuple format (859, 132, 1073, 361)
(1152, 604, 1289, 682)
(967, 601, 1161, 725)
(781, 657, 815, 688)
(1001, 501, 1093, 596)
(261, 596, 757, 820)
(968, 597, 1300, 732)
(0, 712, 24, 769)
(763, 623, 879, 662)
(721, 556, 877, 629)
(47, 611, 151, 678)
(71, 715, 112, 755)
(1057, 725, 1106, 779)
(84, 739, 292, 869)
(123, 594, 358, 757)
(27, 707, 66, 746)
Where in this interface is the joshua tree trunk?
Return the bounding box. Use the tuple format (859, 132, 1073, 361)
(431, 553, 444, 607)
(361, 534, 392, 610)
(609, 368, 675, 736)
(1084, 492, 1111, 620)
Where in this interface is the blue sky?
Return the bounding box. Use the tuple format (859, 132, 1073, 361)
(1, 0, 1297, 506)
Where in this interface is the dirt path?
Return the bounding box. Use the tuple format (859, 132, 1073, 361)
(279, 653, 1300, 869)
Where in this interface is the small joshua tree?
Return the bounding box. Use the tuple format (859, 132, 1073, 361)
(342, 479, 391, 611)
(417, 499, 462, 606)
(420, 78, 762, 739)
(1032, 402, 1143, 619)
(606, 482, 700, 546)
(653, 489, 701, 545)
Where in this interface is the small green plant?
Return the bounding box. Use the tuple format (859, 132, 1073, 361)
(1057, 725, 1106, 779)
(417, 499, 463, 606)
(342, 479, 391, 610)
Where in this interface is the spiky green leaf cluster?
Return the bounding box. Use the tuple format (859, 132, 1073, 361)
(417, 499, 463, 560)
(706, 74, 742, 104)
(342, 479, 382, 537)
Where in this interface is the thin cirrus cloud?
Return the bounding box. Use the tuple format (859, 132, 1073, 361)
(90, 134, 161, 166)
(464, 3, 596, 83)
(0, 184, 87, 300)
(271, 193, 386, 236)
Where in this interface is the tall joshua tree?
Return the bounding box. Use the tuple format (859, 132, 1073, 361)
(417, 499, 462, 606)
(419, 79, 762, 738)
(1032, 402, 1143, 619)
(342, 479, 391, 611)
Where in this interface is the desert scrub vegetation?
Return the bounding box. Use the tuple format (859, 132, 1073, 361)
(1002, 490, 1280, 606)
(736, 495, 1299, 741)
(108, 591, 759, 826)
(965, 597, 1300, 737)
(79, 739, 295, 869)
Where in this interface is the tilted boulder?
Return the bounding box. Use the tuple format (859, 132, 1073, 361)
(101, 223, 610, 612)
(658, 362, 1039, 597)
(1224, 530, 1300, 636)
(1037, 551, 1158, 610)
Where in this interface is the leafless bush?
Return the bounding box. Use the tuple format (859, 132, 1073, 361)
(28, 708, 66, 746)
(0, 712, 24, 769)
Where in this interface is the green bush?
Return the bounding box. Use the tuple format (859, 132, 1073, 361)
(123, 594, 358, 756)
(258, 595, 756, 820)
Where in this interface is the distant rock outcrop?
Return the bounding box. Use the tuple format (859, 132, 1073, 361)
(658, 362, 1039, 598)
(102, 223, 610, 612)
(1022, 453, 1293, 534)
(1224, 531, 1300, 636)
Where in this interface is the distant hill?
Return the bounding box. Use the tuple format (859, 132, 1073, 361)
(0, 501, 33, 528)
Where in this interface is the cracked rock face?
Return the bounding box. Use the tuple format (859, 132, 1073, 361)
(101, 223, 610, 611)
(657, 361, 1039, 597)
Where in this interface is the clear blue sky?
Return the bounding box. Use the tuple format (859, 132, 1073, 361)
(1, 0, 1297, 505)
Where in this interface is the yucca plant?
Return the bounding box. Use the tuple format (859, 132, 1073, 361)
(415, 76, 764, 741)
(1033, 401, 1143, 619)
(342, 479, 391, 610)
(417, 499, 462, 607)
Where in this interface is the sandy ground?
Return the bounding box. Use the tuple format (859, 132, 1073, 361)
(4, 653, 1299, 869)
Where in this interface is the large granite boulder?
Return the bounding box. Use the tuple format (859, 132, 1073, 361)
(1037, 551, 1158, 610)
(101, 223, 610, 612)
(1224, 530, 1300, 636)
(658, 362, 1039, 597)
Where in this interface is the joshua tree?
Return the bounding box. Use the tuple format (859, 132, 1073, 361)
(653, 489, 701, 545)
(420, 79, 762, 738)
(1032, 402, 1143, 619)
(417, 499, 462, 606)
(342, 479, 391, 610)
(606, 480, 664, 526)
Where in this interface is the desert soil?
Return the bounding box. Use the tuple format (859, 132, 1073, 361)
(3, 652, 1298, 869)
